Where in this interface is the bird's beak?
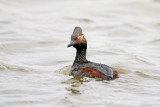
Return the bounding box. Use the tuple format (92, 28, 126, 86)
(67, 41, 75, 47)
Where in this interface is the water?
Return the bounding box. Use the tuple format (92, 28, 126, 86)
(0, 0, 160, 107)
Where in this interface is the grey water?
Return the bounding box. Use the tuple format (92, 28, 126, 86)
(0, 0, 160, 107)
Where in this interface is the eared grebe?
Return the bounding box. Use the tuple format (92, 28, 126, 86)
(67, 26, 119, 80)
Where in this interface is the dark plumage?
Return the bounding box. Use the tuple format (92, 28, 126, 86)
(67, 26, 119, 80)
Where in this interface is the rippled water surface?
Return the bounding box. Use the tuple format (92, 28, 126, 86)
(0, 0, 160, 107)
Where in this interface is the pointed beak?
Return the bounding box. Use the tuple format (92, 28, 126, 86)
(67, 41, 76, 47)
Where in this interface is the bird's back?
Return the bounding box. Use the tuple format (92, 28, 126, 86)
(71, 61, 119, 80)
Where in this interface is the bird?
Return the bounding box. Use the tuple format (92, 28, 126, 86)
(67, 26, 119, 80)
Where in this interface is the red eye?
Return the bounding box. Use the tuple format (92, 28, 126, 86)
(77, 38, 80, 41)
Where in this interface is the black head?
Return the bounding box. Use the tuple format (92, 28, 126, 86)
(67, 26, 87, 49)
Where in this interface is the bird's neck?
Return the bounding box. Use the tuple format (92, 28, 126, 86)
(73, 47, 87, 65)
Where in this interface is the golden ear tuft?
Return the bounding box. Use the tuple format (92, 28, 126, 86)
(77, 35, 86, 43)
(79, 35, 84, 38)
